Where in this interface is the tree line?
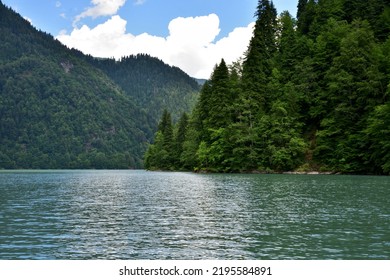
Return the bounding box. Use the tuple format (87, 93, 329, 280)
(145, 0, 390, 174)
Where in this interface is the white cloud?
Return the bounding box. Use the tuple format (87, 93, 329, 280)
(134, 0, 146, 5)
(74, 0, 127, 25)
(56, 1, 62, 8)
(57, 14, 254, 79)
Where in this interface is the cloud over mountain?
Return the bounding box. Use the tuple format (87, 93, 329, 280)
(58, 13, 254, 78)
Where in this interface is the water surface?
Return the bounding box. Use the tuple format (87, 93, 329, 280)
(0, 170, 389, 259)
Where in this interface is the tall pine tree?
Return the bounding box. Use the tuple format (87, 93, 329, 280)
(144, 110, 175, 170)
(232, 0, 278, 170)
(241, 0, 277, 112)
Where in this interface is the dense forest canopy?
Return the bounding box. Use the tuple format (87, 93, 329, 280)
(145, 0, 390, 175)
(0, 1, 199, 169)
(90, 55, 199, 127)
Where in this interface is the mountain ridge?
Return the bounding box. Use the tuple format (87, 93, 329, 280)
(0, 1, 199, 169)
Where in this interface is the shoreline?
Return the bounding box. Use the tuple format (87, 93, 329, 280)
(0, 169, 386, 176)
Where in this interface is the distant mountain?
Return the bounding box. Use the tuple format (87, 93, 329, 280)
(91, 55, 199, 126)
(195, 78, 208, 86)
(0, 1, 199, 169)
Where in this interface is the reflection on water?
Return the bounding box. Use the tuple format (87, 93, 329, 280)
(0, 170, 389, 259)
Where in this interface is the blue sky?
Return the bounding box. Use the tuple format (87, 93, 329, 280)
(2, 0, 299, 78)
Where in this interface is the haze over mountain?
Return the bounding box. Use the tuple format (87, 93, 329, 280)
(0, 1, 199, 169)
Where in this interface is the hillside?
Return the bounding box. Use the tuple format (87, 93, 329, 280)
(0, 1, 198, 169)
(91, 54, 199, 126)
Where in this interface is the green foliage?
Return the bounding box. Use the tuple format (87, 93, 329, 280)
(256, 94, 307, 171)
(91, 54, 199, 128)
(145, 0, 390, 174)
(365, 103, 390, 174)
(343, 0, 390, 40)
(180, 107, 203, 169)
(297, 0, 317, 35)
(242, 0, 277, 113)
(174, 112, 189, 168)
(0, 54, 147, 169)
(0, 2, 199, 169)
(313, 20, 386, 173)
(144, 131, 170, 170)
(145, 110, 190, 170)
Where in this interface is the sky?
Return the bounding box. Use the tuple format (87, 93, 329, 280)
(2, 0, 298, 79)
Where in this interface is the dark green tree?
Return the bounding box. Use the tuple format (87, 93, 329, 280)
(365, 102, 390, 174)
(230, 0, 277, 170)
(297, 0, 317, 35)
(343, 0, 390, 40)
(241, 0, 277, 108)
(315, 21, 385, 172)
(205, 59, 232, 130)
(313, 0, 344, 27)
(180, 106, 203, 170)
(190, 60, 239, 171)
(277, 11, 300, 82)
(144, 110, 176, 170)
(297, 0, 308, 20)
(173, 112, 189, 169)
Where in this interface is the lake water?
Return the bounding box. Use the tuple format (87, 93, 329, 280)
(0, 170, 389, 260)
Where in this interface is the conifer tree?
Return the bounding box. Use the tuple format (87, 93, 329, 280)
(204, 59, 232, 131)
(144, 110, 175, 170)
(277, 11, 299, 82)
(231, 0, 277, 170)
(241, 0, 277, 112)
(297, 0, 308, 19)
(191, 60, 239, 171)
(312, 0, 344, 31)
(180, 105, 203, 170)
(365, 103, 390, 174)
(174, 112, 189, 168)
(197, 80, 212, 139)
(297, 0, 317, 35)
(315, 21, 385, 172)
(343, 0, 390, 41)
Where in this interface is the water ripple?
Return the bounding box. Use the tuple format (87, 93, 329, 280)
(0, 171, 389, 259)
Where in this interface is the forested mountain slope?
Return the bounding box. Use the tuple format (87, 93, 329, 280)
(0, 1, 198, 169)
(146, 0, 390, 175)
(91, 54, 199, 126)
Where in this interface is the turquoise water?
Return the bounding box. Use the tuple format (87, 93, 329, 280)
(0, 170, 389, 259)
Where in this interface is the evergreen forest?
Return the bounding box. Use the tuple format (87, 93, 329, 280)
(145, 0, 390, 175)
(0, 1, 199, 169)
